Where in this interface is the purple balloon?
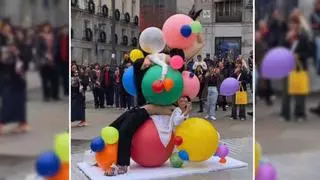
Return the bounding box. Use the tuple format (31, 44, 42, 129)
(261, 47, 295, 79)
(216, 144, 229, 158)
(219, 78, 239, 96)
(256, 163, 277, 180)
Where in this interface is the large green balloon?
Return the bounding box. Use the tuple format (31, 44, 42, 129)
(54, 133, 70, 162)
(142, 66, 183, 105)
(170, 152, 184, 168)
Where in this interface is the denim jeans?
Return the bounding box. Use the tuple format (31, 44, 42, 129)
(206, 86, 219, 117)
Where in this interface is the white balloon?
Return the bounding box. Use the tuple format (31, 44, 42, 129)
(139, 27, 166, 54)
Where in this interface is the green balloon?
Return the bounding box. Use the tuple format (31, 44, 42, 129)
(170, 153, 184, 168)
(191, 21, 202, 33)
(142, 66, 183, 105)
(101, 126, 119, 144)
(54, 133, 70, 162)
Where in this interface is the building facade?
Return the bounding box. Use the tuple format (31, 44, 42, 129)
(195, 0, 253, 60)
(71, 0, 140, 65)
(0, 0, 68, 27)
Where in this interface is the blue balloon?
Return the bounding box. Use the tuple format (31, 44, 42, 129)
(90, 136, 105, 152)
(180, 25, 192, 37)
(122, 66, 137, 96)
(178, 150, 189, 161)
(35, 151, 61, 177)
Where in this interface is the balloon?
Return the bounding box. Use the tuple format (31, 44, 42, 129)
(130, 49, 144, 62)
(261, 47, 295, 79)
(101, 126, 119, 144)
(142, 66, 184, 105)
(178, 150, 189, 161)
(191, 21, 202, 33)
(255, 142, 262, 172)
(152, 80, 164, 93)
(47, 163, 69, 180)
(180, 25, 192, 37)
(216, 144, 229, 158)
(90, 137, 105, 152)
(174, 136, 183, 146)
(219, 77, 240, 96)
(96, 143, 118, 171)
(132, 119, 175, 167)
(163, 78, 174, 91)
(175, 118, 219, 162)
(170, 152, 184, 168)
(169, 55, 184, 70)
(54, 133, 69, 163)
(256, 163, 277, 180)
(35, 151, 61, 177)
(182, 71, 200, 99)
(139, 27, 165, 54)
(162, 14, 196, 49)
(122, 66, 137, 96)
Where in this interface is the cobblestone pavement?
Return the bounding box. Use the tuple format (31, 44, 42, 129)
(256, 95, 320, 180)
(0, 71, 69, 180)
(71, 92, 253, 180)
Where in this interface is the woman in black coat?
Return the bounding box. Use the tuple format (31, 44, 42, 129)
(0, 22, 28, 134)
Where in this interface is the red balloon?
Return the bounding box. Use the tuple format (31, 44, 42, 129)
(152, 80, 164, 93)
(131, 119, 175, 167)
(174, 136, 183, 146)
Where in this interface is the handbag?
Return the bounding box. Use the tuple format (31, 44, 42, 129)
(236, 83, 248, 105)
(288, 59, 310, 95)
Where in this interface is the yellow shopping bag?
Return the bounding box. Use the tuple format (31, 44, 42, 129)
(288, 60, 310, 95)
(236, 84, 248, 105)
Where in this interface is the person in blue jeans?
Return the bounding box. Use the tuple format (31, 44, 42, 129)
(204, 66, 220, 121)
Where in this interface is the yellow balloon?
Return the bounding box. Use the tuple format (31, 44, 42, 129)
(129, 49, 144, 62)
(175, 118, 219, 162)
(255, 142, 261, 172)
(54, 133, 70, 162)
(101, 126, 119, 144)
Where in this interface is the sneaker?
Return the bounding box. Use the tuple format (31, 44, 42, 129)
(230, 117, 237, 120)
(296, 118, 306, 123)
(198, 110, 204, 113)
(204, 115, 210, 119)
(210, 116, 216, 121)
(240, 118, 246, 121)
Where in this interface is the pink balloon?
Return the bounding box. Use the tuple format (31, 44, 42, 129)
(162, 14, 196, 49)
(169, 55, 184, 70)
(182, 71, 200, 99)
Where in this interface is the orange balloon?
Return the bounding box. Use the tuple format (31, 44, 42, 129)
(96, 143, 118, 171)
(163, 78, 174, 91)
(47, 163, 69, 180)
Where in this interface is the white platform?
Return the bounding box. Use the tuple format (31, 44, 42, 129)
(77, 156, 248, 180)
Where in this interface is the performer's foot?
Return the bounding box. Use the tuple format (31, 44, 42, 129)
(105, 167, 117, 176)
(117, 166, 128, 174)
(12, 123, 30, 133)
(77, 121, 88, 127)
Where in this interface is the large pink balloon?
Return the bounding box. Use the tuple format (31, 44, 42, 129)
(162, 14, 196, 49)
(182, 71, 200, 99)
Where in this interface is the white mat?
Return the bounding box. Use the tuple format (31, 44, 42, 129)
(77, 156, 248, 180)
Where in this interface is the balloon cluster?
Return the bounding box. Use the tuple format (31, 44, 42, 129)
(255, 142, 277, 180)
(90, 126, 119, 171)
(35, 133, 69, 180)
(214, 144, 229, 164)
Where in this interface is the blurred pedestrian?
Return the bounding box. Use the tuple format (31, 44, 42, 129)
(193, 54, 207, 113)
(203, 66, 220, 121)
(114, 66, 121, 109)
(0, 21, 28, 134)
(92, 63, 104, 108)
(36, 23, 59, 101)
(102, 64, 114, 108)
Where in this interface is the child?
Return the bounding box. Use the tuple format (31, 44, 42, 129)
(107, 96, 192, 176)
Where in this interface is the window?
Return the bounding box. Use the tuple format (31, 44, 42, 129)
(215, 37, 241, 60)
(122, 28, 126, 36)
(215, 0, 242, 22)
(100, 49, 105, 59)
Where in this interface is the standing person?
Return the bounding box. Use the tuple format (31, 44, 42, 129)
(204, 53, 214, 68)
(281, 15, 310, 122)
(102, 64, 114, 108)
(36, 23, 59, 101)
(203, 66, 220, 121)
(217, 60, 227, 111)
(121, 62, 133, 111)
(92, 63, 104, 108)
(311, 0, 320, 75)
(71, 64, 87, 127)
(16, 28, 33, 72)
(193, 54, 207, 113)
(231, 59, 249, 121)
(114, 66, 121, 109)
(0, 22, 28, 134)
(55, 25, 69, 97)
